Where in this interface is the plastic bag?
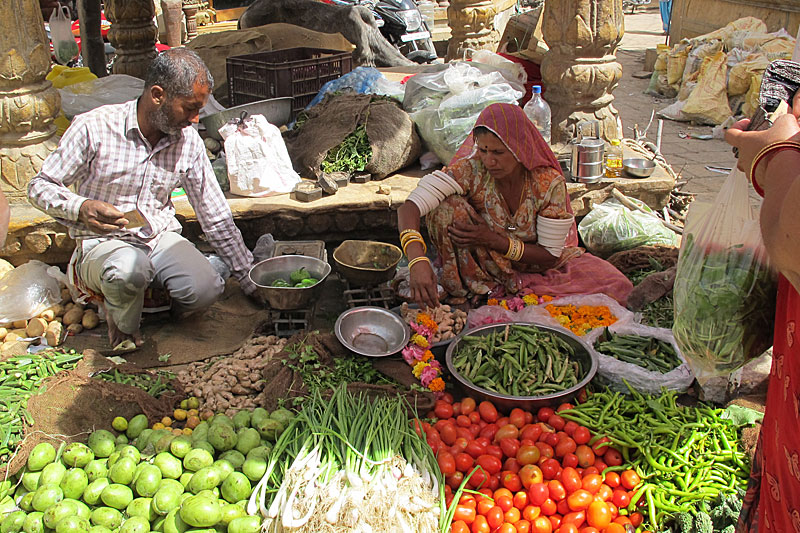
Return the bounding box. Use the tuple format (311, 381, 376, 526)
(403, 62, 524, 164)
(0, 261, 63, 324)
(673, 168, 777, 393)
(593, 322, 694, 395)
(682, 51, 734, 126)
(50, 5, 79, 65)
(578, 198, 679, 257)
(58, 75, 145, 119)
(252, 234, 276, 264)
(307, 67, 385, 109)
(219, 115, 301, 198)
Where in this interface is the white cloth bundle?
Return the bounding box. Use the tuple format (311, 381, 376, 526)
(537, 215, 574, 258)
(408, 170, 464, 215)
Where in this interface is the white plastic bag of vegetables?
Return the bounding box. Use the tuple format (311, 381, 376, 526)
(49, 5, 79, 65)
(578, 198, 678, 257)
(673, 168, 776, 396)
(593, 322, 694, 395)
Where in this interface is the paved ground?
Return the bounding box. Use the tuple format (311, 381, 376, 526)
(615, 11, 742, 204)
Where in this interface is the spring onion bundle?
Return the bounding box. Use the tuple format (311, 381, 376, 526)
(247, 385, 442, 532)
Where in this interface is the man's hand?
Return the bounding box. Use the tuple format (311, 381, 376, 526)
(78, 200, 127, 234)
(448, 211, 502, 249)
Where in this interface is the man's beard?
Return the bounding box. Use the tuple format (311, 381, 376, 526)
(150, 102, 187, 135)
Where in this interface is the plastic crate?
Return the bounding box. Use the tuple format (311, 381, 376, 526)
(227, 47, 353, 118)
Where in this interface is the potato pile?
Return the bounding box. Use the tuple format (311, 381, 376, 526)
(176, 335, 288, 415)
(399, 303, 467, 343)
(0, 287, 100, 353)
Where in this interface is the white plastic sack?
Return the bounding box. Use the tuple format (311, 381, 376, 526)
(594, 322, 694, 395)
(219, 115, 301, 198)
(50, 5, 79, 65)
(0, 261, 62, 324)
(59, 75, 145, 119)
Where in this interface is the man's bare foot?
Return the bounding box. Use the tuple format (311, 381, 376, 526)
(105, 310, 144, 348)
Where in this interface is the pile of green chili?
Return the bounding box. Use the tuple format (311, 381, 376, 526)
(95, 368, 175, 397)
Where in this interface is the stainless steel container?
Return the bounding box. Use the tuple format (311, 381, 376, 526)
(249, 255, 331, 310)
(570, 138, 605, 183)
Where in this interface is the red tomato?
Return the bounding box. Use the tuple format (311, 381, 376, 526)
(451, 519, 470, 533)
(428, 437, 442, 455)
(516, 519, 531, 533)
(577, 528, 599, 533)
(591, 437, 611, 455)
(477, 497, 495, 515)
(535, 442, 555, 460)
(468, 424, 482, 439)
(480, 424, 499, 442)
(465, 440, 488, 459)
(574, 445, 595, 468)
(533, 516, 553, 533)
(519, 464, 544, 489)
(629, 511, 644, 527)
(441, 392, 455, 403)
(440, 424, 458, 446)
(485, 506, 505, 530)
(560, 466, 582, 494)
(476, 437, 491, 447)
(547, 479, 567, 502)
(561, 510, 586, 528)
(447, 471, 465, 489)
(497, 417, 510, 427)
(606, 502, 618, 518)
(488, 474, 501, 491)
(504, 457, 521, 473)
(523, 505, 541, 521)
(593, 458, 608, 473)
(537, 407, 555, 423)
(562, 453, 579, 469)
(540, 458, 561, 480)
(471, 515, 490, 533)
(566, 489, 593, 511)
(611, 490, 630, 508)
(556, 524, 579, 533)
(495, 424, 521, 443)
(476, 455, 503, 475)
(524, 411, 534, 425)
(495, 493, 514, 512)
(438, 451, 457, 476)
(454, 505, 477, 524)
(581, 474, 602, 495)
(603, 448, 623, 467)
(520, 424, 543, 442)
(510, 408, 527, 429)
(527, 482, 550, 506)
(505, 507, 522, 524)
(604, 524, 626, 533)
(503, 472, 523, 492)
(452, 437, 470, 454)
(479, 401, 499, 423)
(555, 438, 577, 458)
(457, 427, 474, 441)
(572, 427, 591, 445)
(461, 397, 477, 415)
(486, 445, 504, 461)
(467, 468, 488, 489)
(586, 501, 611, 529)
(540, 498, 557, 516)
(612, 516, 632, 526)
(582, 467, 600, 476)
(513, 490, 529, 510)
(549, 516, 562, 531)
(604, 471, 620, 489)
(435, 401, 455, 419)
(457, 415, 472, 428)
(498, 524, 518, 533)
(544, 432, 561, 448)
(517, 445, 542, 466)
(548, 415, 566, 431)
(500, 438, 521, 458)
(557, 402, 574, 412)
(595, 484, 613, 502)
(620, 470, 641, 490)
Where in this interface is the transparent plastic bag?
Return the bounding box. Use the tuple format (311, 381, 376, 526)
(0, 261, 63, 324)
(50, 5, 79, 65)
(252, 234, 275, 264)
(673, 168, 776, 391)
(593, 322, 694, 395)
(58, 75, 145, 119)
(578, 198, 678, 257)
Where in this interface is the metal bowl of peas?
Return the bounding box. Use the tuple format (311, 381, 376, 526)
(445, 322, 598, 411)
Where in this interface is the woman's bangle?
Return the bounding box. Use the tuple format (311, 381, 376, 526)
(400, 230, 424, 250)
(400, 228, 421, 241)
(408, 256, 431, 270)
(749, 140, 800, 196)
(402, 237, 427, 255)
(504, 238, 524, 261)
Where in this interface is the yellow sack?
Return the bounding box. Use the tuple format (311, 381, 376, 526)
(742, 74, 762, 117)
(682, 50, 733, 125)
(697, 17, 767, 44)
(728, 53, 768, 96)
(761, 37, 795, 60)
(667, 43, 690, 85)
(46, 66, 97, 89)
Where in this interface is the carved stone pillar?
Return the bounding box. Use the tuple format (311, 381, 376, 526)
(183, 1, 199, 42)
(0, 0, 61, 203)
(446, 0, 514, 60)
(106, 0, 158, 79)
(541, 0, 624, 154)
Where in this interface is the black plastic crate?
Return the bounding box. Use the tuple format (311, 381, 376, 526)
(227, 47, 353, 118)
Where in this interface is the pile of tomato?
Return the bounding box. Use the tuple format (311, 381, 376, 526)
(419, 394, 648, 533)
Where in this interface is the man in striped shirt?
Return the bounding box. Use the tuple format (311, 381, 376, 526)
(29, 49, 259, 348)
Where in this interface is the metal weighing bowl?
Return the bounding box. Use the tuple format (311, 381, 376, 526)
(445, 322, 598, 411)
(333, 240, 403, 286)
(201, 97, 293, 141)
(623, 158, 657, 178)
(335, 307, 411, 357)
(249, 255, 332, 310)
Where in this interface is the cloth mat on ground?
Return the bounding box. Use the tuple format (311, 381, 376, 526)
(63, 279, 268, 368)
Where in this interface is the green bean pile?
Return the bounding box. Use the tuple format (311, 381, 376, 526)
(95, 368, 175, 397)
(0, 350, 83, 462)
(561, 386, 750, 530)
(451, 324, 583, 396)
(596, 333, 683, 373)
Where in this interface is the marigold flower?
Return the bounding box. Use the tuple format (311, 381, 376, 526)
(542, 295, 554, 302)
(412, 361, 428, 378)
(429, 377, 446, 392)
(487, 298, 499, 306)
(522, 294, 538, 306)
(411, 334, 429, 348)
(500, 300, 509, 310)
(421, 350, 434, 362)
(416, 312, 439, 333)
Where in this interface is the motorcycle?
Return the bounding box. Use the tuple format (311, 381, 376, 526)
(323, 0, 438, 63)
(622, 0, 651, 14)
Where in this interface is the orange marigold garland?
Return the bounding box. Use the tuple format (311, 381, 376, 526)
(402, 311, 445, 396)
(486, 293, 617, 336)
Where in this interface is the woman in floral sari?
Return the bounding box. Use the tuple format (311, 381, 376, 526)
(397, 103, 632, 309)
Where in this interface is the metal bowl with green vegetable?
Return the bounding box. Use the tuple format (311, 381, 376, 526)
(249, 255, 331, 310)
(445, 322, 598, 411)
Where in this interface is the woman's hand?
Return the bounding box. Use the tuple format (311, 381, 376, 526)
(409, 260, 439, 309)
(448, 211, 504, 250)
(726, 113, 800, 181)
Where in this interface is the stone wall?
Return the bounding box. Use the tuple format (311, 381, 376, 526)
(669, 0, 800, 43)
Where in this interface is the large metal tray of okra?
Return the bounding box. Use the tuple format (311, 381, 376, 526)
(445, 322, 598, 411)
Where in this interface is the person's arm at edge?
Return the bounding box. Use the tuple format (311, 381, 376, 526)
(398, 200, 439, 309)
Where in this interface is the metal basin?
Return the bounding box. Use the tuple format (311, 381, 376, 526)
(200, 97, 292, 141)
(623, 158, 657, 178)
(335, 307, 411, 357)
(249, 255, 331, 310)
(445, 322, 598, 411)
(333, 240, 403, 286)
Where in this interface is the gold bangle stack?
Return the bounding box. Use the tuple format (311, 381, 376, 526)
(749, 140, 800, 191)
(408, 256, 431, 270)
(504, 238, 524, 261)
(400, 229, 427, 255)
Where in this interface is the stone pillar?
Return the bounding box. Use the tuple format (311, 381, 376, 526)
(0, 0, 61, 203)
(183, 0, 199, 42)
(540, 0, 624, 154)
(446, 0, 515, 60)
(106, 0, 158, 79)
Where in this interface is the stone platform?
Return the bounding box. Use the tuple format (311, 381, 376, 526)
(3, 160, 673, 266)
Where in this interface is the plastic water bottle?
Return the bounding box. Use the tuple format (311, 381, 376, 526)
(524, 85, 552, 144)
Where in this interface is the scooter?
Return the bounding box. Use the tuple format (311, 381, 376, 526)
(323, 0, 437, 63)
(622, 0, 651, 14)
